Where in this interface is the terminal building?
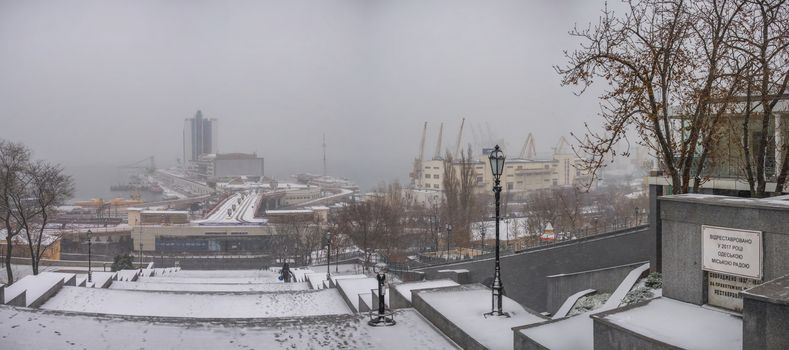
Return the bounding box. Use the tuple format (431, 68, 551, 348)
(410, 129, 592, 203)
(187, 152, 265, 181)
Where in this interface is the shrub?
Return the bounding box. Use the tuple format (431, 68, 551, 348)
(111, 254, 134, 272)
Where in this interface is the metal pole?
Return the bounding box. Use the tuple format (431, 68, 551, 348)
(88, 230, 92, 283)
(487, 179, 508, 317)
(139, 220, 143, 271)
(446, 225, 451, 260)
(326, 232, 331, 281)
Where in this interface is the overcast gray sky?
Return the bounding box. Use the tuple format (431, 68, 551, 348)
(0, 0, 611, 191)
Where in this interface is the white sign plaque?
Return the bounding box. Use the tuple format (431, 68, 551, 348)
(702, 225, 762, 279)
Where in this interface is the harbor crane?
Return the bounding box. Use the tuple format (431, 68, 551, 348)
(454, 117, 465, 159)
(412, 122, 428, 185)
(519, 133, 536, 159)
(433, 123, 444, 160)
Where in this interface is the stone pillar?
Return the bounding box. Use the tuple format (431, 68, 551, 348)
(648, 176, 663, 273)
(742, 274, 789, 350)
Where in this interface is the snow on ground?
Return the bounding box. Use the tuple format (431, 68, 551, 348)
(109, 280, 311, 292)
(418, 284, 545, 350)
(137, 269, 280, 284)
(41, 286, 352, 318)
(163, 269, 267, 278)
(602, 298, 742, 350)
(394, 279, 459, 302)
(140, 274, 278, 284)
(0, 306, 458, 349)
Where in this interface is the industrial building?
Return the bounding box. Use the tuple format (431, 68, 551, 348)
(409, 121, 592, 203)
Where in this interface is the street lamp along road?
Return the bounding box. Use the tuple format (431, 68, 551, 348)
(485, 145, 510, 317)
(87, 229, 93, 283)
(325, 231, 332, 281)
(445, 223, 452, 260)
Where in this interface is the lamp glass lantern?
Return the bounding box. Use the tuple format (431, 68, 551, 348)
(488, 145, 506, 181)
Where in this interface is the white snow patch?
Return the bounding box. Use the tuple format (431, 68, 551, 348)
(603, 298, 742, 350)
(109, 281, 310, 292)
(419, 285, 544, 350)
(3, 272, 64, 306)
(41, 286, 352, 318)
(394, 279, 459, 302)
(0, 306, 457, 349)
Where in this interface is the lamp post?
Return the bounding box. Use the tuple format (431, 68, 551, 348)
(634, 207, 640, 225)
(445, 224, 452, 260)
(87, 229, 93, 283)
(485, 145, 509, 317)
(325, 231, 332, 281)
(137, 218, 143, 271)
(480, 223, 486, 253)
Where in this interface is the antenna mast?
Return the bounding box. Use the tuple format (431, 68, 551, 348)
(322, 133, 327, 177)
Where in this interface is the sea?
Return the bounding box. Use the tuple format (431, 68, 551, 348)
(64, 163, 164, 203)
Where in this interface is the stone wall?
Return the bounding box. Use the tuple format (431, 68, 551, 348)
(416, 226, 655, 312)
(742, 274, 789, 350)
(660, 195, 789, 305)
(545, 261, 647, 314)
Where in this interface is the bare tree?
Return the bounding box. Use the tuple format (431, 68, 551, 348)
(0, 140, 31, 284)
(441, 148, 479, 248)
(556, 0, 749, 194)
(10, 161, 74, 275)
(0, 141, 73, 279)
(728, 0, 789, 195)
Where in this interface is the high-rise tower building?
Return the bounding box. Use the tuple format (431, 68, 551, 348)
(183, 110, 218, 163)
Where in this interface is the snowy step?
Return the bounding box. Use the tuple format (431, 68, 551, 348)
(3, 272, 66, 307)
(305, 273, 329, 289)
(89, 272, 116, 288)
(390, 279, 459, 309)
(109, 280, 310, 292)
(116, 269, 140, 282)
(335, 277, 378, 312)
(413, 284, 545, 350)
(41, 286, 352, 318)
(329, 274, 366, 288)
(42, 272, 77, 286)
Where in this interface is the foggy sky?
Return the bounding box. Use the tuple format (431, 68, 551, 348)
(0, 0, 611, 190)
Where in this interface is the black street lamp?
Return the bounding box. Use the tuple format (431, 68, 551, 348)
(325, 231, 332, 281)
(445, 224, 452, 260)
(485, 145, 509, 317)
(137, 218, 143, 272)
(87, 229, 93, 283)
(480, 223, 486, 253)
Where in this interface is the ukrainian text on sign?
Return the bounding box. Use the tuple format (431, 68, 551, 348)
(701, 225, 762, 279)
